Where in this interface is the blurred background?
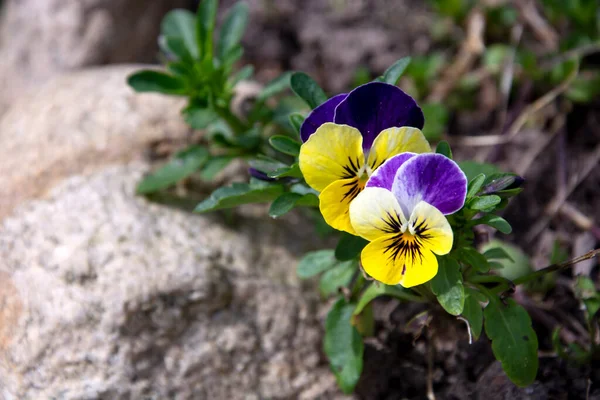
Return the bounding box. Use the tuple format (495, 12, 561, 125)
(0, 0, 599, 399)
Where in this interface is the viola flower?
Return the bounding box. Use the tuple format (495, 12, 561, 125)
(349, 153, 467, 287)
(298, 82, 430, 234)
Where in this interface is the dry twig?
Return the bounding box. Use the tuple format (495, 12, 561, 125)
(525, 142, 600, 243)
(427, 9, 485, 103)
(453, 63, 579, 147)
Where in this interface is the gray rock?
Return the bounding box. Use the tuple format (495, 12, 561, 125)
(0, 65, 190, 220)
(0, 163, 351, 400)
(0, 0, 192, 113)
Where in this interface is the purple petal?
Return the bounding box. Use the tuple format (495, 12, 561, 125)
(300, 93, 348, 142)
(392, 153, 467, 216)
(333, 82, 424, 150)
(366, 153, 416, 191)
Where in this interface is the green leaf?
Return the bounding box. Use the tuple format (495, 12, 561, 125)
(421, 103, 449, 141)
(297, 250, 338, 279)
(183, 106, 219, 129)
(460, 247, 490, 273)
(335, 233, 369, 261)
(290, 72, 328, 109)
(248, 156, 287, 174)
(435, 140, 452, 159)
(381, 56, 411, 85)
(257, 72, 292, 102)
(229, 65, 254, 85)
(483, 247, 515, 262)
(324, 298, 364, 394)
(319, 260, 357, 297)
(574, 276, 600, 324)
(289, 113, 305, 134)
(199, 155, 234, 180)
(127, 70, 188, 95)
(218, 2, 249, 62)
(481, 173, 522, 194)
(469, 195, 502, 211)
(268, 135, 301, 156)
(267, 164, 303, 179)
(221, 46, 243, 67)
(354, 283, 415, 315)
(458, 160, 501, 182)
(430, 257, 465, 315)
(161, 10, 198, 58)
(473, 214, 512, 234)
(196, 0, 218, 59)
(484, 298, 538, 387)
(467, 173, 486, 199)
(268, 192, 318, 218)
(194, 181, 284, 213)
(164, 37, 194, 62)
(136, 145, 209, 194)
(481, 240, 532, 281)
(462, 288, 484, 340)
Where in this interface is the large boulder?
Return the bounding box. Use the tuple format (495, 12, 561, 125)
(0, 65, 190, 220)
(0, 163, 350, 400)
(0, 0, 192, 113)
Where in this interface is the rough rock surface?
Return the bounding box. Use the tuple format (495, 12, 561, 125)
(0, 163, 351, 400)
(0, 0, 192, 113)
(0, 65, 190, 220)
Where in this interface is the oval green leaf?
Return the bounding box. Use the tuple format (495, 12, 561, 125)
(127, 70, 188, 95)
(484, 298, 539, 387)
(335, 233, 368, 261)
(268, 135, 301, 156)
(136, 145, 209, 194)
(290, 72, 328, 109)
(218, 2, 249, 62)
(430, 256, 465, 316)
(325, 298, 364, 394)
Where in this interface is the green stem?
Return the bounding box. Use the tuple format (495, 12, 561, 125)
(412, 284, 436, 302)
(472, 283, 502, 304)
(215, 105, 248, 134)
(469, 275, 512, 285)
(351, 272, 366, 300)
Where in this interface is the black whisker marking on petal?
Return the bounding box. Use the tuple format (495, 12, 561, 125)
(380, 211, 403, 234)
(342, 179, 362, 202)
(341, 156, 362, 179)
(381, 232, 427, 267)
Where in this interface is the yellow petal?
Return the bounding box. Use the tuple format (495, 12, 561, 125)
(408, 201, 453, 255)
(399, 243, 439, 288)
(349, 187, 406, 241)
(299, 123, 365, 192)
(319, 177, 365, 234)
(367, 127, 431, 171)
(360, 233, 439, 287)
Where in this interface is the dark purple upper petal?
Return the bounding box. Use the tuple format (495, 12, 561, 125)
(333, 82, 424, 149)
(392, 153, 467, 216)
(300, 93, 348, 142)
(366, 153, 416, 191)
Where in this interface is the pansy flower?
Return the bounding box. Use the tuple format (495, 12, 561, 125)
(349, 153, 467, 287)
(298, 82, 430, 234)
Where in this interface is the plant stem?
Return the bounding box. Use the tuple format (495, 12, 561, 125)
(216, 106, 247, 134)
(513, 248, 600, 286)
(469, 275, 512, 285)
(412, 284, 436, 302)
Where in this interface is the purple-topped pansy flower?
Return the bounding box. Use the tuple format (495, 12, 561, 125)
(349, 153, 467, 287)
(298, 82, 430, 234)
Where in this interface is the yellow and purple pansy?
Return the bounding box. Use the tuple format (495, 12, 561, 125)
(349, 153, 467, 287)
(298, 82, 431, 234)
